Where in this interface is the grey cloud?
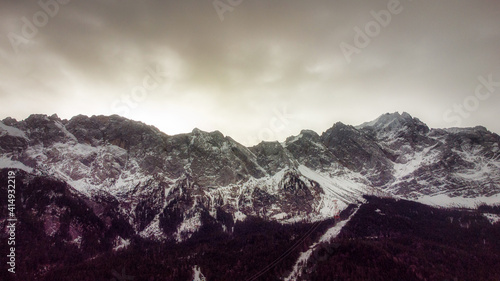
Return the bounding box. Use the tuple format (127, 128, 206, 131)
(0, 0, 499, 144)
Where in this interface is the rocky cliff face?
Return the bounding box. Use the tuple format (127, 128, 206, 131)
(1, 112, 499, 244)
(356, 113, 500, 199)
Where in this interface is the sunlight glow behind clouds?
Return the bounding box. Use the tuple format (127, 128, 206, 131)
(1, 0, 499, 145)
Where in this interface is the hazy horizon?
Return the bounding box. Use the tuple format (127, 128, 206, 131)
(1, 0, 499, 145)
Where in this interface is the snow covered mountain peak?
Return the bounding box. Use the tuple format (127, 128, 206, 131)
(357, 111, 423, 129)
(356, 112, 430, 142)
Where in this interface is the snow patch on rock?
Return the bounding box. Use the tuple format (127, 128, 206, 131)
(0, 122, 28, 139)
(0, 156, 34, 173)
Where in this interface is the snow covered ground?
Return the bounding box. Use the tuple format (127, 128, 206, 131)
(482, 213, 500, 225)
(0, 156, 33, 173)
(284, 207, 359, 281)
(0, 121, 28, 139)
(191, 265, 207, 281)
(417, 193, 500, 208)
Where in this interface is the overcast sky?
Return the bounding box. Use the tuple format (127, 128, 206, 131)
(1, 0, 499, 145)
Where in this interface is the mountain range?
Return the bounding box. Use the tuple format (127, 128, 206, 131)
(1, 112, 500, 280)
